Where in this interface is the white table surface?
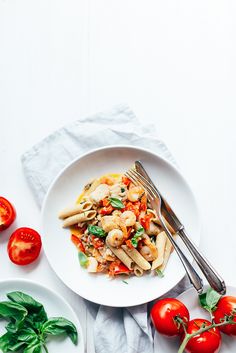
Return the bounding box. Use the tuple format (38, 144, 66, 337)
(1, 1, 236, 352)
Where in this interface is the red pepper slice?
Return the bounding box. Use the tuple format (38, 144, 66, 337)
(71, 234, 85, 253)
(109, 262, 130, 275)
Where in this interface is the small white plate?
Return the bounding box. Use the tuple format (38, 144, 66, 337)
(154, 286, 236, 352)
(0, 279, 84, 353)
(42, 145, 201, 307)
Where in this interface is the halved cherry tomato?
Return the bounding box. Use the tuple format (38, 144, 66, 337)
(140, 214, 153, 230)
(0, 197, 16, 231)
(91, 235, 104, 249)
(71, 234, 85, 252)
(140, 194, 147, 212)
(8, 227, 42, 265)
(151, 298, 190, 336)
(122, 176, 131, 186)
(214, 296, 236, 335)
(183, 319, 221, 353)
(124, 201, 140, 218)
(101, 198, 110, 207)
(109, 262, 130, 276)
(99, 205, 114, 215)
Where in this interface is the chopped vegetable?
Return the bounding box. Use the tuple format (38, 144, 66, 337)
(71, 234, 85, 253)
(131, 227, 144, 248)
(88, 224, 106, 237)
(140, 214, 153, 230)
(109, 262, 130, 276)
(155, 269, 164, 278)
(99, 205, 114, 215)
(122, 176, 131, 186)
(109, 198, 125, 209)
(78, 252, 88, 268)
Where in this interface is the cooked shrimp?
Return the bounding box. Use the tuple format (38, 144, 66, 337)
(90, 184, 110, 203)
(127, 186, 144, 202)
(139, 245, 156, 262)
(121, 211, 136, 227)
(106, 229, 124, 247)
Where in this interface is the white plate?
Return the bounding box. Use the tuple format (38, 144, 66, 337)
(154, 286, 236, 352)
(0, 279, 84, 353)
(42, 145, 201, 307)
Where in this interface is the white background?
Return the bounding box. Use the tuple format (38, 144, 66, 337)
(1, 1, 236, 352)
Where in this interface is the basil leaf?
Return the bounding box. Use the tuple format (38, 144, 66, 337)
(131, 227, 144, 248)
(0, 301, 28, 332)
(155, 269, 164, 278)
(199, 287, 221, 313)
(41, 317, 78, 345)
(88, 225, 106, 237)
(0, 332, 17, 353)
(109, 198, 125, 209)
(7, 292, 48, 323)
(121, 187, 125, 193)
(78, 252, 88, 268)
(23, 342, 42, 353)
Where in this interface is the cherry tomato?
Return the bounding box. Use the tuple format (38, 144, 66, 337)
(122, 176, 131, 186)
(8, 227, 42, 265)
(150, 298, 190, 336)
(99, 205, 114, 215)
(183, 319, 221, 353)
(124, 201, 140, 218)
(214, 296, 236, 335)
(109, 262, 130, 276)
(71, 234, 85, 252)
(91, 235, 104, 249)
(140, 214, 153, 230)
(0, 197, 16, 231)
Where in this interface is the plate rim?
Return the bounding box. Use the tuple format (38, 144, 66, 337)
(41, 144, 201, 306)
(0, 277, 85, 352)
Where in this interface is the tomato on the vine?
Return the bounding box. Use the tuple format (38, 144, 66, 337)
(214, 296, 236, 335)
(150, 298, 190, 336)
(183, 319, 221, 353)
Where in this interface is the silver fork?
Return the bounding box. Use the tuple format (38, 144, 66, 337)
(134, 160, 226, 295)
(125, 169, 204, 294)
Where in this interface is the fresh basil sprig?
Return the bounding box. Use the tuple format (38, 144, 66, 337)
(88, 225, 106, 237)
(0, 291, 78, 353)
(109, 197, 125, 209)
(131, 227, 144, 248)
(199, 287, 222, 313)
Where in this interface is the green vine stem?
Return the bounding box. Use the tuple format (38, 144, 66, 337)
(43, 344, 49, 353)
(178, 320, 236, 353)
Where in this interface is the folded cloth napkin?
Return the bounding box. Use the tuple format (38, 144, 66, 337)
(22, 104, 190, 353)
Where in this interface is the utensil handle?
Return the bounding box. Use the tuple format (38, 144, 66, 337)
(179, 229, 226, 294)
(160, 221, 204, 294)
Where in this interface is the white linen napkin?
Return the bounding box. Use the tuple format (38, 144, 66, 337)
(21, 104, 190, 353)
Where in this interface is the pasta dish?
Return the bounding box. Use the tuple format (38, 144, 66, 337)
(58, 173, 174, 277)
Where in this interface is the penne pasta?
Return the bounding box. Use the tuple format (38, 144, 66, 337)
(62, 210, 97, 228)
(106, 239, 134, 270)
(133, 265, 144, 277)
(121, 245, 151, 270)
(58, 201, 93, 219)
(151, 231, 167, 270)
(158, 234, 176, 272)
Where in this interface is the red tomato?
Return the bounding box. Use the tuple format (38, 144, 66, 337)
(214, 296, 236, 335)
(109, 262, 130, 276)
(8, 227, 42, 265)
(124, 201, 140, 218)
(122, 176, 131, 186)
(151, 298, 190, 336)
(91, 235, 104, 249)
(0, 197, 16, 231)
(140, 214, 152, 230)
(99, 205, 114, 215)
(71, 234, 85, 252)
(183, 319, 221, 353)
